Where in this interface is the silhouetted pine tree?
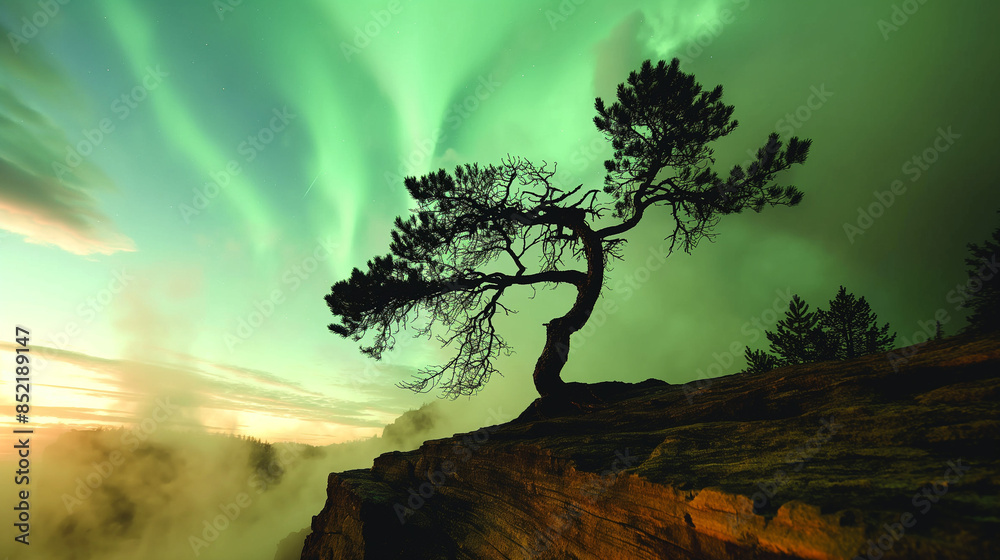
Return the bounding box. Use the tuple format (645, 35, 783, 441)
(324, 58, 812, 400)
(962, 219, 1000, 333)
(817, 286, 895, 360)
(808, 328, 839, 361)
(766, 294, 820, 365)
(742, 346, 778, 374)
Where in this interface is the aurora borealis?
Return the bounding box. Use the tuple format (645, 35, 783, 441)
(2, 0, 999, 455)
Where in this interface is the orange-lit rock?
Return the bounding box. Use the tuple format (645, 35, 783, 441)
(301, 332, 1000, 559)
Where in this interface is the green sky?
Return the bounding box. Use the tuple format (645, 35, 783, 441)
(1, 0, 998, 447)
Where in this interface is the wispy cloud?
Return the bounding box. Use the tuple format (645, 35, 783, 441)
(0, 23, 136, 256)
(0, 341, 394, 431)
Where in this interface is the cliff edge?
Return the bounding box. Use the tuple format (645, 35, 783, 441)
(300, 332, 999, 559)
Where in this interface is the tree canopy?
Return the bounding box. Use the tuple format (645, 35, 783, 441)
(819, 286, 896, 361)
(325, 58, 812, 400)
(766, 294, 820, 365)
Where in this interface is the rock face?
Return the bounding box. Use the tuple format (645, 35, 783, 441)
(300, 332, 1000, 559)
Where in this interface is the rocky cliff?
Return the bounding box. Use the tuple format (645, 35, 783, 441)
(300, 332, 1000, 559)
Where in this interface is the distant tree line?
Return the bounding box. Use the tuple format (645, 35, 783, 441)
(742, 214, 1000, 374)
(742, 286, 896, 374)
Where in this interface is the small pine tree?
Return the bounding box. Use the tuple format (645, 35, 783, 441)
(962, 219, 1000, 333)
(743, 346, 778, 374)
(934, 320, 944, 340)
(817, 286, 895, 360)
(766, 294, 820, 365)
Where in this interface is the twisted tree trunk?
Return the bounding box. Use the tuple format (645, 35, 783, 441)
(532, 215, 605, 398)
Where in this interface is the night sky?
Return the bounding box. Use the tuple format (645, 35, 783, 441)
(1, 0, 998, 450)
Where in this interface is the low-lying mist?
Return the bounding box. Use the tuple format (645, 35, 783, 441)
(0, 399, 501, 560)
